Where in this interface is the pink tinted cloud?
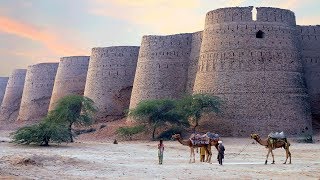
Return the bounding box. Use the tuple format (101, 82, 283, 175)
(90, 0, 204, 34)
(0, 16, 86, 56)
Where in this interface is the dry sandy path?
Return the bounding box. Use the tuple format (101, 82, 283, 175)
(0, 131, 319, 179)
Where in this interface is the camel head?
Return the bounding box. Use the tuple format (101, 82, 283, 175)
(250, 133, 260, 140)
(171, 134, 181, 140)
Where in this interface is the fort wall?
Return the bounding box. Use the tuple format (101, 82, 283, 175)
(129, 33, 192, 109)
(84, 46, 139, 122)
(49, 56, 90, 111)
(186, 31, 203, 94)
(0, 69, 27, 124)
(298, 25, 320, 122)
(193, 7, 312, 136)
(17, 63, 58, 124)
(0, 77, 9, 105)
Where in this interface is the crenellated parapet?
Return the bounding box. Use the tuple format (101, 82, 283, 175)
(17, 63, 58, 124)
(256, 7, 296, 26)
(0, 77, 9, 106)
(129, 33, 193, 109)
(0, 69, 27, 124)
(84, 46, 139, 122)
(49, 56, 90, 111)
(205, 6, 253, 26)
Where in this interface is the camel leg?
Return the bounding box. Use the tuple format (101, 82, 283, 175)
(288, 150, 291, 164)
(284, 146, 291, 164)
(189, 148, 192, 163)
(205, 146, 212, 163)
(271, 150, 275, 164)
(265, 148, 271, 165)
(283, 148, 288, 164)
(191, 148, 195, 163)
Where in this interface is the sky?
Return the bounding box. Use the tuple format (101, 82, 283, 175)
(0, 0, 319, 76)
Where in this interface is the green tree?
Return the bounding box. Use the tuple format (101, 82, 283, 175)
(11, 117, 70, 146)
(176, 94, 222, 132)
(49, 95, 98, 142)
(128, 99, 188, 140)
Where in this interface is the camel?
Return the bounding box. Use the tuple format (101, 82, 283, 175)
(172, 134, 217, 163)
(250, 133, 291, 164)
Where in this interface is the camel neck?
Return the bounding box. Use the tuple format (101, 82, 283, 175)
(255, 137, 268, 146)
(177, 137, 188, 146)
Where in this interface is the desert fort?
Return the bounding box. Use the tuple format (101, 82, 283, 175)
(0, 6, 319, 137)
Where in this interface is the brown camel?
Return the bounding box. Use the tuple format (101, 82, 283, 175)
(172, 134, 214, 163)
(250, 133, 291, 164)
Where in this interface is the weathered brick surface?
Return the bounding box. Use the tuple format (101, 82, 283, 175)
(129, 33, 193, 109)
(0, 77, 9, 106)
(17, 63, 58, 124)
(84, 46, 139, 122)
(49, 56, 90, 111)
(0, 69, 26, 124)
(193, 7, 312, 136)
(298, 25, 320, 122)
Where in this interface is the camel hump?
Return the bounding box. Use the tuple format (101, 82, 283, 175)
(268, 131, 286, 139)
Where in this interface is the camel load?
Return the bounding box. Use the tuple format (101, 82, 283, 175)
(268, 131, 286, 139)
(189, 132, 219, 145)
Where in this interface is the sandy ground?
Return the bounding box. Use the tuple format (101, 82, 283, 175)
(0, 131, 320, 180)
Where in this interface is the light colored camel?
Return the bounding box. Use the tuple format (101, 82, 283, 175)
(250, 133, 291, 164)
(172, 134, 214, 163)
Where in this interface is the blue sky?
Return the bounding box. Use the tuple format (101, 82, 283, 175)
(0, 0, 319, 76)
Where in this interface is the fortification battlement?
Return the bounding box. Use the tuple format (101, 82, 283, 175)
(57, 56, 89, 72)
(256, 7, 295, 26)
(297, 25, 320, 34)
(59, 56, 90, 64)
(141, 33, 192, 47)
(6, 69, 27, 87)
(25, 63, 58, 82)
(92, 46, 139, 57)
(205, 6, 296, 26)
(138, 33, 193, 61)
(205, 6, 253, 24)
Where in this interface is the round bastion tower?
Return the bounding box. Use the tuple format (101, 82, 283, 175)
(0, 69, 27, 124)
(0, 77, 9, 105)
(193, 7, 312, 136)
(129, 33, 193, 109)
(297, 25, 320, 126)
(17, 63, 58, 124)
(49, 56, 90, 111)
(84, 46, 139, 122)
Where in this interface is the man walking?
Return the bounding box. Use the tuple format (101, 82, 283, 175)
(217, 140, 225, 165)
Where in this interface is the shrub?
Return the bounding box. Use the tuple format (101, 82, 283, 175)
(116, 125, 145, 140)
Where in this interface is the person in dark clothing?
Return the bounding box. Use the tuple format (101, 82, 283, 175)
(217, 140, 225, 165)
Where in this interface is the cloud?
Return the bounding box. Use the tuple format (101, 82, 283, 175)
(0, 16, 87, 56)
(226, 0, 247, 7)
(89, 0, 204, 34)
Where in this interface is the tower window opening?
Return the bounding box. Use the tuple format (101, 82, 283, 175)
(256, 30, 265, 38)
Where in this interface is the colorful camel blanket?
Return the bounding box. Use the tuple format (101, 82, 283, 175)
(189, 132, 219, 145)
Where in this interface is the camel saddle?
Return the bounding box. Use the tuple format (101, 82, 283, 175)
(268, 131, 286, 140)
(190, 133, 209, 145)
(206, 132, 219, 140)
(190, 132, 219, 145)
